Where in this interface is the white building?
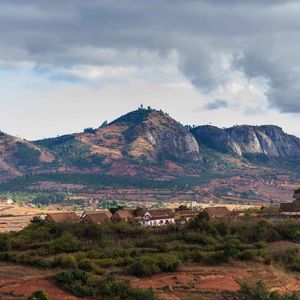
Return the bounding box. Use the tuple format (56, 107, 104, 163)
(140, 209, 175, 227)
(0, 197, 14, 205)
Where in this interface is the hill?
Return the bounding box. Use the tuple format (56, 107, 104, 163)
(0, 108, 299, 194)
(35, 108, 202, 179)
(0, 131, 55, 181)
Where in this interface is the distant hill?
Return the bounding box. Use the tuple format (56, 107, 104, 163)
(0, 107, 299, 188)
(0, 131, 55, 180)
(35, 108, 202, 178)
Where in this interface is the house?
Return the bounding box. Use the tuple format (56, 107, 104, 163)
(80, 211, 112, 224)
(0, 197, 14, 205)
(204, 206, 231, 219)
(279, 200, 300, 219)
(140, 209, 175, 227)
(175, 209, 198, 224)
(44, 212, 80, 223)
(112, 209, 135, 222)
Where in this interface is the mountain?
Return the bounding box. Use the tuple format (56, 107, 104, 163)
(1, 108, 300, 187)
(191, 125, 300, 158)
(35, 108, 202, 178)
(0, 131, 55, 180)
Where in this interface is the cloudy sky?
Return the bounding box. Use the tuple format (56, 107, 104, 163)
(0, 0, 300, 140)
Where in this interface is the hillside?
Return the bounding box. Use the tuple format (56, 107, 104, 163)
(0, 108, 299, 193)
(35, 108, 202, 179)
(0, 214, 300, 299)
(0, 131, 55, 181)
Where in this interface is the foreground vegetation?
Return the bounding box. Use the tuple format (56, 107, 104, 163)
(0, 213, 300, 299)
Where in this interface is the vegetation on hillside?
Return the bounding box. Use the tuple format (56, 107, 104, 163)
(0, 172, 226, 192)
(14, 142, 41, 167)
(0, 213, 299, 298)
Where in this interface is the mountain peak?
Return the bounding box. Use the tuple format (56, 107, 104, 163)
(110, 107, 167, 125)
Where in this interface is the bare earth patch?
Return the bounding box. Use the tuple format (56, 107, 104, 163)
(0, 263, 81, 300)
(132, 263, 300, 300)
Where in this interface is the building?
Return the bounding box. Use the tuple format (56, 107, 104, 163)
(175, 209, 199, 224)
(140, 209, 175, 226)
(80, 211, 112, 224)
(112, 209, 135, 222)
(44, 212, 80, 223)
(0, 197, 14, 205)
(279, 200, 300, 219)
(204, 206, 231, 219)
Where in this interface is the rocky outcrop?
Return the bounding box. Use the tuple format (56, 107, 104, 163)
(82, 108, 202, 163)
(191, 125, 300, 158)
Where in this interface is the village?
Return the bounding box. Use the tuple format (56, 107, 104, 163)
(1, 187, 300, 233)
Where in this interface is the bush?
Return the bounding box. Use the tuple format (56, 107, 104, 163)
(96, 274, 129, 298)
(54, 271, 157, 299)
(193, 250, 227, 265)
(28, 289, 48, 300)
(273, 248, 300, 272)
(223, 239, 242, 258)
(239, 281, 300, 300)
(129, 257, 160, 277)
(52, 254, 77, 269)
(129, 254, 180, 277)
(0, 236, 11, 251)
(277, 222, 300, 242)
(53, 270, 95, 297)
(48, 232, 81, 254)
(78, 258, 95, 272)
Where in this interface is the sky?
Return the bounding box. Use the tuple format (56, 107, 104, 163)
(0, 0, 300, 140)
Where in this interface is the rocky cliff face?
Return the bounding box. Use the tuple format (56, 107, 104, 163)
(110, 109, 201, 163)
(191, 125, 300, 158)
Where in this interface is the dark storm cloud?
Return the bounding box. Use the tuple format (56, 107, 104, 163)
(0, 0, 300, 111)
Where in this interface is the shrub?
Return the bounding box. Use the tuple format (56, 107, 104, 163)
(52, 254, 77, 269)
(129, 257, 160, 277)
(129, 254, 180, 277)
(237, 249, 266, 262)
(273, 248, 300, 272)
(0, 236, 11, 251)
(223, 239, 242, 258)
(78, 258, 95, 272)
(54, 271, 157, 299)
(193, 250, 227, 265)
(183, 231, 217, 245)
(53, 270, 95, 297)
(96, 274, 129, 298)
(239, 281, 300, 300)
(277, 221, 300, 242)
(28, 289, 48, 300)
(48, 232, 81, 254)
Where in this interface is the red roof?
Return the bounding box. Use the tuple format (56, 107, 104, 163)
(45, 212, 80, 223)
(280, 201, 300, 213)
(81, 211, 112, 223)
(204, 207, 231, 218)
(112, 209, 135, 220)
(144, 209, 174, 220)
(175, 210, 198, 218)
